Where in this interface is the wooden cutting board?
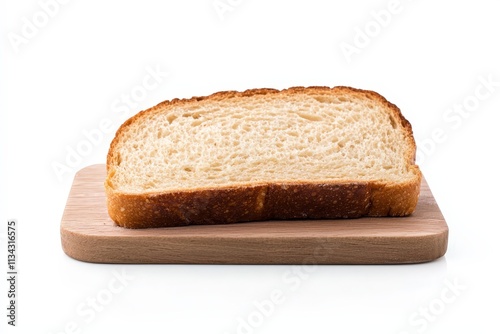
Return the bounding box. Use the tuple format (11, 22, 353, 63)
(60, 164, 448, 264)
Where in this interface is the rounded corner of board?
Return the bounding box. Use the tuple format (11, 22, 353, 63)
(76, 164, 106, 175)
(60, 229, 103, 264)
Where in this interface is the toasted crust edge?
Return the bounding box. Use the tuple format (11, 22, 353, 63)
(105, 86, 421, 228)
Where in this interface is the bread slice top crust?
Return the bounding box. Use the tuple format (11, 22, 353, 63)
(105, 86, 421, 228)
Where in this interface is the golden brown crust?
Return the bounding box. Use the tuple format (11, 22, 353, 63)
(105, 86, 422, 228)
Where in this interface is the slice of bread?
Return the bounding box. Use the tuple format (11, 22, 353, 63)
(105, 86, 421, 228)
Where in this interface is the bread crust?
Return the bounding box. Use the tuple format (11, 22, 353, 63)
(105, 86, 421, 228)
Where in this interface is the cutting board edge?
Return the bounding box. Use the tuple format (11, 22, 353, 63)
(60, 164, 449, 265)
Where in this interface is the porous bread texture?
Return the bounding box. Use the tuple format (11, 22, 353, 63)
(108, 87, 416, 191)
(106, 86, 422, 228)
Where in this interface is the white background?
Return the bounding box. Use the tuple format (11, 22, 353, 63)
(1, 0, 499, 333)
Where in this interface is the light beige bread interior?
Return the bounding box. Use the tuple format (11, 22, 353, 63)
(105, 86, 422, 228)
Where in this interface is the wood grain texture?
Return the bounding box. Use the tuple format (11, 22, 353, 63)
(60, 165, 448, 264)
